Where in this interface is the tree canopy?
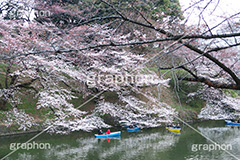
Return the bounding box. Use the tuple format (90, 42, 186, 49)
(0, 0, 240, 133)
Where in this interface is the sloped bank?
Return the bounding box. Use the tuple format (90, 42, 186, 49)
(198, 96, 240, 120)
(3, 83, 239, 135)
(94, 94, 176, 128)
(190, 88, 240, 120)
(0, 121, 44, 137)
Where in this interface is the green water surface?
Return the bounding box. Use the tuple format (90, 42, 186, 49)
(0, 120, 239, 160)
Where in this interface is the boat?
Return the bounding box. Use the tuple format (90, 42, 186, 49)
(225, 120, 240, 126)
(166, 127, 181, 133)
(96, 136, 121, 140)
(127, 127, 140, 132)
(94, 131, 121, 138)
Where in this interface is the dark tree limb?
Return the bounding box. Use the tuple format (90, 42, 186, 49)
(183, 43, 240, 85)
(180, 76, 240, 90)
(5, 61, 13, 88)
(179, 66, 198, 79)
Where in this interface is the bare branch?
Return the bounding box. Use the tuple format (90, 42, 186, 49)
(180, 76, 240, 90)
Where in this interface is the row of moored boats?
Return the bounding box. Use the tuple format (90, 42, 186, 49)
(94, 125, 181, 138)
(95, 120, 240, 138)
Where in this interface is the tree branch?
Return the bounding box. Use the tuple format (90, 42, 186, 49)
(184, 43, 240, 85)
(180, 76, 240, 90)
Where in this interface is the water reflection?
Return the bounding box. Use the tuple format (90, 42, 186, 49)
(98, 132, 179, 160)
(186, 126, 240, 160)
(2, 121, 240, 160)
(44, 131, 179, 160)
(96, 136, 121, 143)
(166, 130, 181, 136)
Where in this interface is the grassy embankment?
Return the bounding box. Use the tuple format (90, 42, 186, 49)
(148, 67, 240, 121)
(0, 63, 240, 132)
(149, 68, 204, 121)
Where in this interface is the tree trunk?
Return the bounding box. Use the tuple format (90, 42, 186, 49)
(0, 97, 7, 111)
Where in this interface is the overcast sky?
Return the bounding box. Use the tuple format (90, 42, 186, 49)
(179, 0, 240, 27)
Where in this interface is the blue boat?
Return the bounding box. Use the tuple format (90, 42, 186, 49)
(96, 136, 121, 140)
(127, 127, 140, 132)
(94, 131, 121, 138)
(225, 120, 240, 126)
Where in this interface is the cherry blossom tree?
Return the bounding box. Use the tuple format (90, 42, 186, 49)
(0, 0, 174, 133)
(0, 0, 240, 133)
